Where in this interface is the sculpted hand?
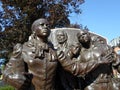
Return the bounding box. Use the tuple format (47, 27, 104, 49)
(6, 72, 32, 90)
(57, 50, 66, 60)
(99, 52, 115, 64)
(6, 74, 26, 89)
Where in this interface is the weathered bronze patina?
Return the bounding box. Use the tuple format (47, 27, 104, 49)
(3, 18, 117, 90)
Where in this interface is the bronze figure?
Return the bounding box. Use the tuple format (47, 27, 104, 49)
(3, 18, 114, 90)
(77, 30, 120, 90)
(55, 30, 80, 90)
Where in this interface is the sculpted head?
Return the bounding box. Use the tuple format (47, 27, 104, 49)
(31, 18, 51, 38)
(77, 30, 91, 44)
(56, 30, 68, 44)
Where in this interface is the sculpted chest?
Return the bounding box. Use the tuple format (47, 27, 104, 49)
(22, 44, 58, 71)
(80, 47, 102, 62)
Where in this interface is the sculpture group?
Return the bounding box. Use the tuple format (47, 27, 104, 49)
(2, 18, 120, 90)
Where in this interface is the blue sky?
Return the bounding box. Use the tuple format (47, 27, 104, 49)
(69, 0, 120, 42)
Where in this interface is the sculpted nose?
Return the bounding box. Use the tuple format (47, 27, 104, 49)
(44, 24, 49, 28)
(44, 24, 47, 27)
(81, 36, 84, 39)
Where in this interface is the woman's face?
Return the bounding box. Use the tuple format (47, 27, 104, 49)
(56, 31, 67, 44)
(35, 19, 50, 38)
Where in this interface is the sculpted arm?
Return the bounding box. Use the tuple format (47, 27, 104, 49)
(3, 43, 30, 90)
(58, 51, 113, 77)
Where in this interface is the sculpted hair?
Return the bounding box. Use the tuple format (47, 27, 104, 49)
(31, 18, 49, 31)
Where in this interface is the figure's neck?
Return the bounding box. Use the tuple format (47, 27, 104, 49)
(82, 41, 91, 49)
(36, 36, 48, 43)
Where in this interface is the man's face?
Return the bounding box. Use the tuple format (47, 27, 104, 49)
(35, 19, 50, 38)
(56, 31, 67, 44)
(78, 31, 91, 43)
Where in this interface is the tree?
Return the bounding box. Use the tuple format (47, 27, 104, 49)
(0, 0, 84, 61)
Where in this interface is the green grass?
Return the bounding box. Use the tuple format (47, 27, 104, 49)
(0, 85, 15, 90)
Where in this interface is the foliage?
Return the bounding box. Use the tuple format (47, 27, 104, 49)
(0, 0, 84, 61)
(0, 85, 15, 90)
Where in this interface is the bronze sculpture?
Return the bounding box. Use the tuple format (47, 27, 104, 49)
(3, 18, 115, 90)
(55, 30, 80, 90)
(56, 30, 68, 52)
(77, 30, 120, 90)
